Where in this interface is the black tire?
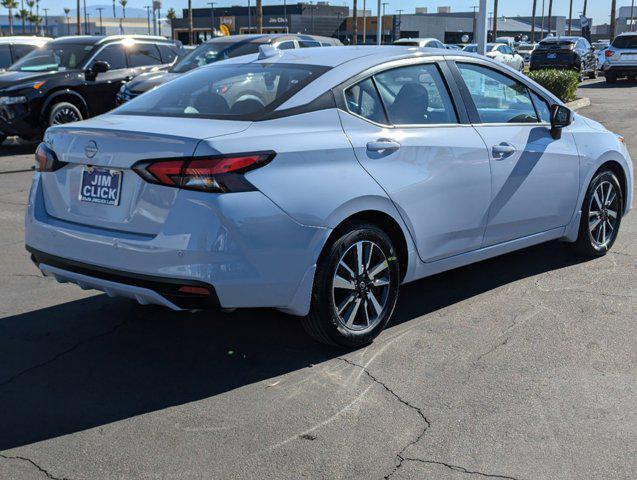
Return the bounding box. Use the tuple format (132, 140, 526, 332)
(48, 102, 83, 127)
(0, 134, 6, 145)
(571, 170, 623, 257)
(588, 68, 598, 79)
(301, 223, 400, 347)
(605, 73, 617, 84)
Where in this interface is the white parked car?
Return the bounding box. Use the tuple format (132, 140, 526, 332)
(393, 38, 446, 49)
(603, 33, 637, 83)
(463, 43, 525, 71)
(0, 36, 50, 71)
(516, 43, 537, 65)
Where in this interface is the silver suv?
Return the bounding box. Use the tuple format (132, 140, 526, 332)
(603, 33, 637, 83)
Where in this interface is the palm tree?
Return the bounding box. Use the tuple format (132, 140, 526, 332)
(166, 7, 176, 38)
(28, 12, 40, 34)
(63, 7, 70, 35)
(119, 0, 127, 18)
(15, 8, 28, 33)
(2, 0, 18, 35)
(76, 0, 80, 34)
(567, 0, 573, 35)
(352, 0, 357, 44)
(256, 0, 262, 33)
(492, 0, 498, 41)
(26, 0, 34, 32)
(531, 0, 537, 42)
(112, 0, 116, 17)
(610, 0, 617, 39)
(547, 0, 553, 36)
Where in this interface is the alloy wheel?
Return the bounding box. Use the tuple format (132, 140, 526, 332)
(331, 240, 391, 331)
(588, 180, 619, 248)
(52, 107, 81, 125)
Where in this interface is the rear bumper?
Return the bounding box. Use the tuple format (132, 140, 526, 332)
(603, 64, 637, 76)
(25, 173, 330, 315)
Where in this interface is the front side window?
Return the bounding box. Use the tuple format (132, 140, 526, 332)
(374, 63, 457, 125)
(92, 44, 127, 70)
(158, 44, 179, 64)
(9, 43, 94, 72)
(116, 63, 329, 120)
(299, 40, 321, 48)
(344, 78, 386, 124)
(127, 44, 162, 67)
(0, 45, 12, 68)
(530, 91, 551, 123)
(457, 63, 538, 124)
(12, 44, 36, 61)
(170, 42, 260, 73)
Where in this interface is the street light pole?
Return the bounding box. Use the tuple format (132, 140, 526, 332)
(207, 2, 215, 38)
(43, 7, 49, 35)
(476, 0, 487, 55)
(145, 5, 151, 34)
(96, 6, 103, 34)
(376, 0, 381, 45)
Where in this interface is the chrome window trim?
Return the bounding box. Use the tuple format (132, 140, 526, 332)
(339, 56, 463, 129)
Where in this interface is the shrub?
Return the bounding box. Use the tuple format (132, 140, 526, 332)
(527, 69, 580, 102)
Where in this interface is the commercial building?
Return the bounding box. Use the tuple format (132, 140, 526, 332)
(170, 3, 348, 44)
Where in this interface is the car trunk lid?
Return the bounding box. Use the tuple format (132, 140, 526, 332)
(40, 114, 250, 235)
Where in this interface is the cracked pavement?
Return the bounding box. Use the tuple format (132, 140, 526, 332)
(0, 79, 635, 479)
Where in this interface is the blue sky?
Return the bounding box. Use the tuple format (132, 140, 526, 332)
(21, 0, 631, 25)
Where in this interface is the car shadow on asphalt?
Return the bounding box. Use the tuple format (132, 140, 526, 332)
(0, 241, 588, 450)
(579, 80, 637, 89)
(0, 142, 38, 158)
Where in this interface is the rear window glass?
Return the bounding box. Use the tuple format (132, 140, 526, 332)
(612, 36, 637, 49)
(115, 63, 330, 121)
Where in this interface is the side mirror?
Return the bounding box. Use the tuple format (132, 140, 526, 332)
(92, 61, 110, 74)
(550, 104, 573, 139)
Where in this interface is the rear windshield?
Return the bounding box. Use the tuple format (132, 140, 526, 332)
(612, 35, 637, 49)
(170, 42, 260, 73)
(537, 40, 575, 49)
(115, 63, 330, 121)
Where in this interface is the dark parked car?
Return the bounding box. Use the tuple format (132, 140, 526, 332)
(116, 34, 342, 104)
(0, 36, 51, 71)
(0, 35, 183, 144)
(529, 36, 598, 79)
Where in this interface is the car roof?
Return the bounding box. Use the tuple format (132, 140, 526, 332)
(0, 36, 51, 45)
(541, 36, 580, 42)
(203, 33, 340, 45)
(616, 32, 637, 37)
(50, 35, 174, 45)
(394, 38, 440, 43)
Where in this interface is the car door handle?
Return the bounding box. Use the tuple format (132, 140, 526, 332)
(367, 139, 401, 152)
(492, 144, 516, 159)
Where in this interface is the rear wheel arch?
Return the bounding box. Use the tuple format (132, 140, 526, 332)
(321, 210, 409, 282)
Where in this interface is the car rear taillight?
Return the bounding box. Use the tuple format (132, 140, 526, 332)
(132, 151, 275, 193)
(35, 143, 67, 172)
(605, 50, 614, 57)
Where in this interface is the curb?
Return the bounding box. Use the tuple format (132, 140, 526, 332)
(566, 97, 591, 110)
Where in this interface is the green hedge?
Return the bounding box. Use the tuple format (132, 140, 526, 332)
(527, 69, 579, 103)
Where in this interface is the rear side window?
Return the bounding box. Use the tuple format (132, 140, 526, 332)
(457, 63, 538, 124)
(92, 44, 127, 69)
(374, 63, 457, 125)
(612, 35, 637, 49)
(277, 41, 296, 50)
(116, 63, 329, 120)
(127, 44, 162, 67)
(0, 45, 12, 68)
(12, 44, 36, 61)
(299, 40, 321, 48)
(158, 44, 179, 63)
(344, 78, 387, 124)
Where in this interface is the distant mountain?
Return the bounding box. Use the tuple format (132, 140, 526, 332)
(65, 5, 148, 19)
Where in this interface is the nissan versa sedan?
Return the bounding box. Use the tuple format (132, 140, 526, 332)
(25, 46, 633, 347)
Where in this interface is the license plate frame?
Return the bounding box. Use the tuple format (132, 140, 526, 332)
(79, 167, 123, 206)
(547, 53, 557, 59)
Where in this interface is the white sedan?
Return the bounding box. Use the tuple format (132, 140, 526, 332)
(463, 42, 525, 71)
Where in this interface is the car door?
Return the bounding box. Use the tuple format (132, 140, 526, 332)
(83, 43, 132, 115)
(453, 61, 580, 246)
(338, 60, 492, 262)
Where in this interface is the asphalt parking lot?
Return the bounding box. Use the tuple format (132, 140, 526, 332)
(0, 78, 635, 480)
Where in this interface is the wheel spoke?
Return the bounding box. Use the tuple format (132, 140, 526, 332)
(337, 293, 356, 316)
(368, 260, 388, 280)
(606, 219, 614, 232)
(604, 184, 614, 205)
(601, 221, 607, 243)
(364, 242, 373, 270)
(589, 217, 601, 231)
(607, 209, 617, 219)
(344, 297, 362, 327)
(333, 274, 355, 290)
(606, 191, 616, 207)
(592, 189, 603, 210)
(372, 278, 390, 287)
(367, 290, 383, 317)
(356, 242, 364, 275)
(338, 260, 356, 280)
(362, 299, 370, 326)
